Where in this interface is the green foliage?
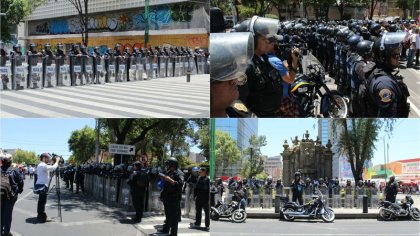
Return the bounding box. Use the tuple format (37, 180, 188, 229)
(211, 0, 233, 15)
(215, 130, 241, 176)
(193, 119, 210, 159)
(334, 119, 395, 182)
(12, 149, 38, 165)
(241, 135, 267, 178)
(68, 126, 97, 163)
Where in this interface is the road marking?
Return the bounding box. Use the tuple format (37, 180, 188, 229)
(15, 190, 34, 204)
(10, 231, 23, 236)
(408, 98, 420, 117)
(60, 219, 112, 226)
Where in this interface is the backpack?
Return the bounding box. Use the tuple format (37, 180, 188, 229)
(1, 168, 14, 200)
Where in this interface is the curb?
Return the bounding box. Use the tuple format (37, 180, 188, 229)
(247, 212, 378, 219)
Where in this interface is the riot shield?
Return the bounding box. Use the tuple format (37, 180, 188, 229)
(197, 54, 205, 74)
(94, 54, 105, 84)
(117, 56, 126, 82)
(84, 55, 94, 84)
(174, 56, 182, 77)
(158, 55, 166, 78)
(145, 55, 153, 80)
(180, 55, 187, 76)
(56, 55, 71, 87)
(71, 55, 84, 86)
(152, 55, 158, 79)
(28, 54, 42, 89)
(139, 55, 147, 80)
(129, 55, 138, 81)
(0, 53, 11, 90)
(11, 53, 27, 90)
(108, 57, 116, 83)
(43, 54, 57, 88)
(167, 55, 174, 77)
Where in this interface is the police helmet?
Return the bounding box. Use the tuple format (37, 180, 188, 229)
(106, 47, 113, 54)
(165, 157, 178, 168)
(370, 23, 381, 34)
(347, 35, 362, 51)
(29, 43, 37, 52)
(13, 44, 22, 53)
(210, 32, 253, 85)
(356, 40, 374, 58)
(57, 43, 64, 51)
(114, 44, 121, 51)
(80, 45, 86, 52)
(294, 171, 301, 177)
(44, 43, 51, 51)
(372, 32, 405, 67)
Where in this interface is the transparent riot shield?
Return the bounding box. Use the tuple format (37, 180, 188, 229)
(84, 55, 94, 85)
(108, 61, 116, 83)
(129, 55, 138, 81)
(43, 55, 57, 88)
(152, 55, 158, 79)
(28, 54, 42, 89)
(13, 53, 27, 90)
(167, 55, 174, 77)
(95, 56, 105, 84)
(174, 56, 181, 77)
(139, 55, 147, 80)
(57, 56, 70, 87)
(118, 57, 126, 82)
(197, 54, 205, 74)
(145, 55, 153, 80)
(181, 55, 187, 76)
(0, 65, 11, 91)
(71, 55, 84, 86)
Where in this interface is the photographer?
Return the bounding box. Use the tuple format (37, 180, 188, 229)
(35, 153, 60, 223)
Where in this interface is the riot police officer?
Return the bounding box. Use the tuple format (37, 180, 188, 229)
(290, 171, 304, 205)
(80, 45, 92, 84)
(127, 162, 149, 223)
(210, 32, 254, 118)
(361, 32, 410, 117)
(92, 46, 102, 84)
(75, 165, 85, 194)
(55, 43, 67, 86)
(369, 23, 382, 42)
(385, 176, 398, 203)
(0, 41, 10, 90)
(123, 47, 131, 82)
(71, 44, 83, 85)
(104, 47, 114, 83)
(191, 168, 210, 231)
(10, 44, 25, 90)
(114, 44, 123, 82)
(158, 158, 183, 236)
(27, 43, 41, 89)
(42, 43, 55, 87)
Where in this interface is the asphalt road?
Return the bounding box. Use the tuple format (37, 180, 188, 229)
(210, 218, 420, 236)
(0, 74, 209, 118)
(9, 177, 209, 236)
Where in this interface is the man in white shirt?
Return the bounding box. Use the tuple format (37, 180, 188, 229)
(407, 28, 418, 68)
(35, 153, 60, 222)
(416, 28, 420, 65)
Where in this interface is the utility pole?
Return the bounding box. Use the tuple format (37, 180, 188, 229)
(95, 119, 99, 162)
(210, 118, 215, 181)
(144, 0, 150, 47)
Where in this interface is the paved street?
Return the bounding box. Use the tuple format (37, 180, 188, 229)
(9, 178, 209, 236)
(0, 75, 209, 118)
(210, 218, 420, 236)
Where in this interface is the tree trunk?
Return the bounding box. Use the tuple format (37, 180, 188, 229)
(84, 0, 88, 46)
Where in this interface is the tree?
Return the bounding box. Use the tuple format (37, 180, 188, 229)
(192, 119, 210, 160)
(397, 0, 419, 19)
(241, 135, 267, 178)
(334, 119, 395, 183)
(368, 0, 386, 20)
(1, 0, 46, 42)
(67, 0, 89, 45)
(68, 126, 96, 163)
(267, 0, 289, 20)
(215, 130, 241, 176)
(335, 0, 369, 20)
(12, 149, 38, 165)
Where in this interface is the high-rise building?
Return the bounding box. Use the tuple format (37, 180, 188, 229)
(17, 0, 209, 52)
(264, 155, 283, 182)
(215, 118, 258, 177)
(317, 119, 329, 146)
(215, 118, 258, 151)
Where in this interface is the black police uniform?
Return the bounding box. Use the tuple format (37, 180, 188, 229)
(385, 181, 398, 203)
(290, 179, 305, 205)
(1, 48, 9, 89)
(367, 66, 410, 117)
(75, 167, 85, 194)
(161, 169, 183, 236)
(240, 54, 283, 117)
(127, 168, 149, 222)
(194, 175, 210, 228)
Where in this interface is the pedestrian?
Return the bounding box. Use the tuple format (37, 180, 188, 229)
(290, 171, 304, 205)
(416, 28, 420, 66)
(1, 155, 24, 236)
(385, 176, 398, 203)
(28, 165, 34, 179)
(406, 28, 418, 68)
(34, 153, 60, 223)
(127, 162, 149, 223)
(158, 158, 183, 236)
(191, 167, 210, 231)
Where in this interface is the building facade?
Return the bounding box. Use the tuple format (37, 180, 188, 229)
(264, 155, 283, 182)
(17, 0, 209, 52)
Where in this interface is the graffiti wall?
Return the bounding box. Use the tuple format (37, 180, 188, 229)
(29, 3, 208, 35)
(28, 33, 209, 53)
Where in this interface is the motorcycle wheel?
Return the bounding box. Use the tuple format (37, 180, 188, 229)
(323, 90, 348, 118)
(379, 207, 393, 221)
(282, 208, 295, 222)
(210, 210, 220, 221)
(231, 209, 247, 223)
(321, 208, 335, 223)
(410, 207, 420, 221)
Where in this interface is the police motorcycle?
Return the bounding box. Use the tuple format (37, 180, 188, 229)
(378, 195, 420, 221)
(289, 59, 349, 118)
(281, 189, 335, 223)
(211, 190, 247, 223)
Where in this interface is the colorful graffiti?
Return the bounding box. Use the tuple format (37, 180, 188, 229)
(32, 3, 201, 35)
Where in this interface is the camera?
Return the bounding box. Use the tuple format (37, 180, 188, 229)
(51, 153, 64, 165)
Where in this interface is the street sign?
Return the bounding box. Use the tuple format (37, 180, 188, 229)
(109, 144, 135, 155)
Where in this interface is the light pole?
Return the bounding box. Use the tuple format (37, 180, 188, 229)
(210, 118, 215, 181)
(0, 13, 6, 41)
(144, 0, 150, 47)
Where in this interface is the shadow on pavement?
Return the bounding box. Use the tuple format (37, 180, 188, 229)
(25, 217, 40, 224)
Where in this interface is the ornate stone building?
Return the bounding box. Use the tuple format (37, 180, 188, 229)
(281, 131, 333, 187)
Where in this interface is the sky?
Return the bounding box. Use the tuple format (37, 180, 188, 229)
(0, 118, 201, 160)
(258, 119, 420, 166)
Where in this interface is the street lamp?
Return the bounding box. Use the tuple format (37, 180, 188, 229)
(0, 13, 6, 41)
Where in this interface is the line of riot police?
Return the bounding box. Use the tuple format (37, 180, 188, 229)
(0, 42, 208, 91)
